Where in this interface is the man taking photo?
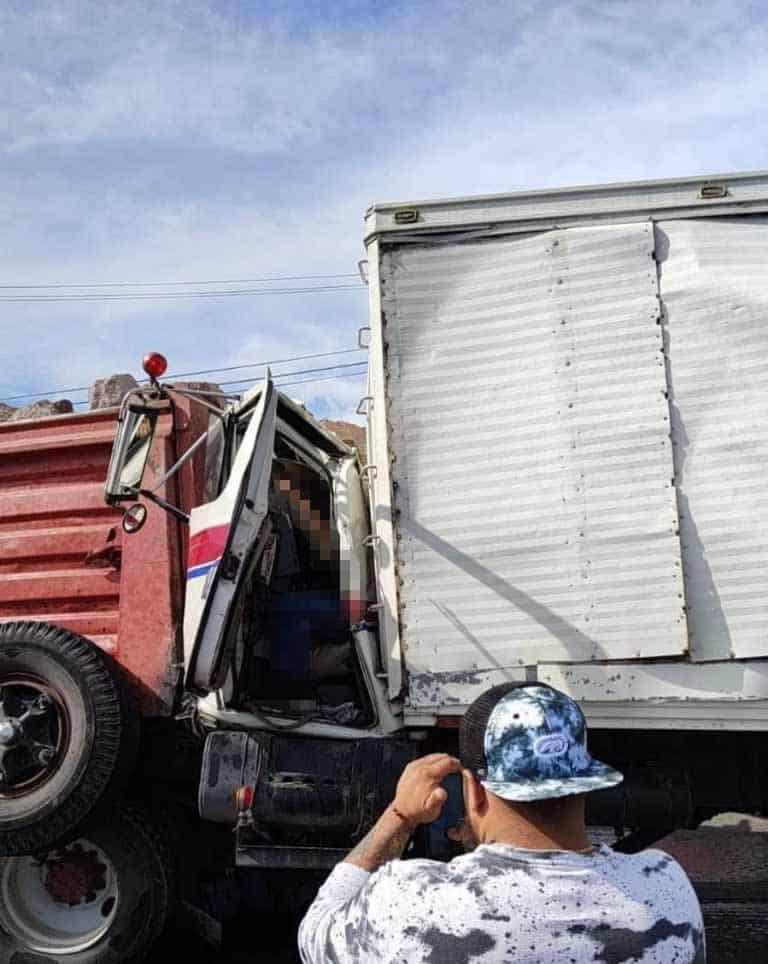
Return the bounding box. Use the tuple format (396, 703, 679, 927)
(298, 682, 704, 962)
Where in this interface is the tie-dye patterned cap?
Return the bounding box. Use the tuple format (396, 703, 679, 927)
(463, 683, 623, 802)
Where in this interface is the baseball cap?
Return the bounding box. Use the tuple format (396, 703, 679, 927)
(459, 682, 623, 802)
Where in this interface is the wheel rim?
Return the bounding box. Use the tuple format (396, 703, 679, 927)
(0, 675, 70, 797)
(0, 838, 119, 953)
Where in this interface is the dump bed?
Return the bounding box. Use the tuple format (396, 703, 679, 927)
(365, 171, 768, 728)
(0, 399, 208, 714)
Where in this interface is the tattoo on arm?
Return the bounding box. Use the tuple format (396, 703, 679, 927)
(344, 810, 413, 873)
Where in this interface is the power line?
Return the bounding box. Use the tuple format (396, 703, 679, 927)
(216, 361, 366, 389)
(70, 366, 367, 407)
(278, 370, 367, 390)
(1, 347, 366, 403)
(0, 272, 360, 290)
(3, 384, 91, 402)
(167, 348, 364, 381)
(0, 283, 364, 303)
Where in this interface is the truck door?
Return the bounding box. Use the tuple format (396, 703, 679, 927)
(657, 217, 768, 661)
(184, 376, 277, 693)
(368, 222, 689, 708)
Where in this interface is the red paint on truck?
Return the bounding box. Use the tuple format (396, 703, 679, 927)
(0, 395, 210, 716)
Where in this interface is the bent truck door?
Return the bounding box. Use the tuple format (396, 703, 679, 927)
(184, 376, 277, 693)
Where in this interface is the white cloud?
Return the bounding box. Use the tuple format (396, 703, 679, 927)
(1, 0, 767, 420)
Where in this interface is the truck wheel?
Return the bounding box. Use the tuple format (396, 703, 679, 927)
(0, 622, 138, 857)
(0, 806, 175, 964)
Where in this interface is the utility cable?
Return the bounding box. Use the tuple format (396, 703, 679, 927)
(70, 367, 367, 407)
(215, 361, 366, 389)
(0, 283, 363, 303)
(0, 272, 360, 289)
(1, 347, 366, 403)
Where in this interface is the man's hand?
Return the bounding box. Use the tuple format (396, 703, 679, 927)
(344, 753, 461, 872)
(392, 753, 462, 829)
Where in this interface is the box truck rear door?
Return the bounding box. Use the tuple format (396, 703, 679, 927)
(183, 375, 277, 693)
(658, 217, 768, 661)
(370, 222, 688, 708)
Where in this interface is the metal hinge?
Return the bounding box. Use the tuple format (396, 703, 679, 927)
(220, 553, 240, 581)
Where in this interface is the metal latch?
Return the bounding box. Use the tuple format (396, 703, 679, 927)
(698, 183, 729, 199)
(393, 208, 419, 224)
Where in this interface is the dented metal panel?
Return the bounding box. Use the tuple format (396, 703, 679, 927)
(366, 239, 404, 698)
(408, 667, 529, 708)
(541, 661, 768, 703)
(658, 217, 768, 660)
(380, 222, 687, 708)
(540, 662, 768, 731)
(401, 662, 768, 727)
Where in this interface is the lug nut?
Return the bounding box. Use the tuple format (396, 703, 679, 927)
(0, 720, 16, 746)
(37, 748, 55, 765)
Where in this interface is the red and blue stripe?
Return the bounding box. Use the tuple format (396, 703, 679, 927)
(187, 524, 230, 580)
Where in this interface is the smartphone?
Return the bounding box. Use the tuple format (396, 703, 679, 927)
(425, 772, 465, 860)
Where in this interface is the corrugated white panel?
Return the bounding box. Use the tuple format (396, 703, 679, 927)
(659, 218, 768, 660)
(381, 223, 687, 708)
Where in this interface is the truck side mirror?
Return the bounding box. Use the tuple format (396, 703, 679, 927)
(104, 406, 159, 504)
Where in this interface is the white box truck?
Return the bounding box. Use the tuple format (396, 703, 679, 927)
(365, 171, 768, 732)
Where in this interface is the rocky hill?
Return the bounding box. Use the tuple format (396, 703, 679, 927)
(0, 376, 367, 455)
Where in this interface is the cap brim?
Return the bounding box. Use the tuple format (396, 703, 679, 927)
(482, 760, 624, 803)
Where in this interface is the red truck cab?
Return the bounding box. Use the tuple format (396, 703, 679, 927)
(0, 370, 401, 964)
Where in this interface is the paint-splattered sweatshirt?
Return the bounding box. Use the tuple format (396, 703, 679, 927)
(298, 844, 705, 963)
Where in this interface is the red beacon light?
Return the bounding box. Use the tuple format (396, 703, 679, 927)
(142, 352, 168, 381)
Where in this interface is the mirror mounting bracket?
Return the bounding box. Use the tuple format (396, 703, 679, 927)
(161, 384, 228, 420)
(137, 489, 190, 524)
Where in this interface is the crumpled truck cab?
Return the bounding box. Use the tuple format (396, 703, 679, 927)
(176, 377, 395, 737)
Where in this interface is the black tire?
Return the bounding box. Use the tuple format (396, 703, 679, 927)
(0, 621, 139, 856)
(0, 805, 176, 964)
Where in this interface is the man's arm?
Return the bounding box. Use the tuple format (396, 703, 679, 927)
(298, 754, 460, 963)
(344, 807, 414, 870)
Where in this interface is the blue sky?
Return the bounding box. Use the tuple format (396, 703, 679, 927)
(1, 0, 766, 418)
